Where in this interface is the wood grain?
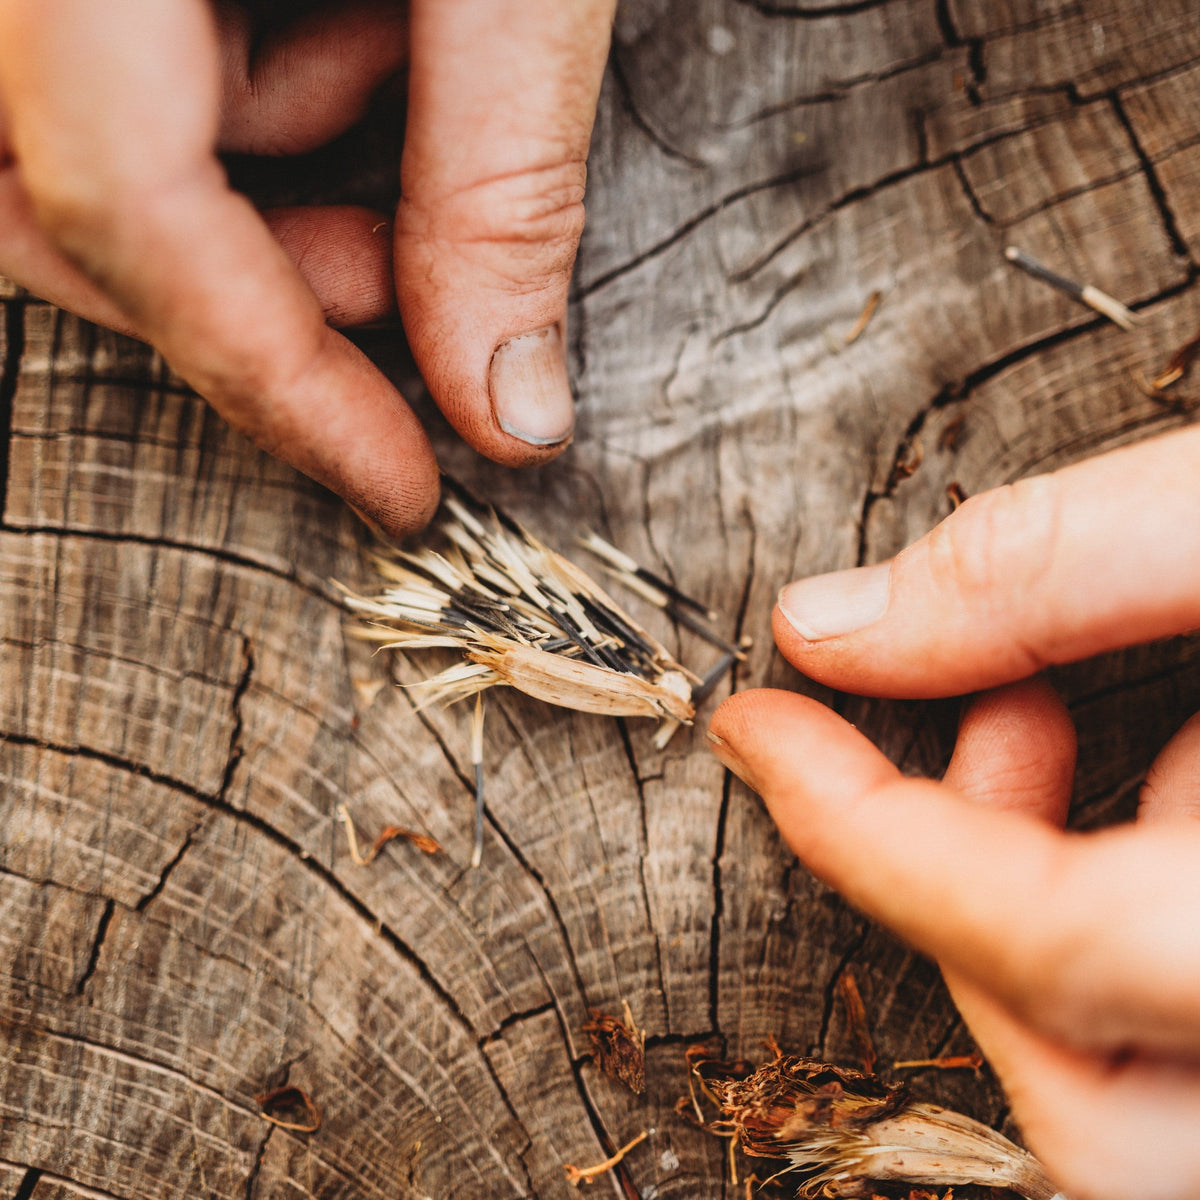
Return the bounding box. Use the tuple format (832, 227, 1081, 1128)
(3, 2, 1199, 1196)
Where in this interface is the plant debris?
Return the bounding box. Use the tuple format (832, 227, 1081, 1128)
(684, 1051, 1064, 1200)
(254, 1085, 322, 1133)
(341, 480, 741, 753)
(844, 290, 883, 345)
(1004, 245, 1138, 331)
(337, 803, 441, 865)
(946, 482, 967, 511)
(1152, 324, 1200, 390)
(838, 968, 877, 1075)
(937, 414, 965, 454)
(583, 1000, 646, 1094)
(564, 1130, 650, 1186)
(893, 1054, 984, 1073)
(890, 437, 924, 483)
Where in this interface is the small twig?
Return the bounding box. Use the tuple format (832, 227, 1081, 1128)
(564, 1131, 649, 1186)
(893, 1053, 984, 1072)
(844, 289, 883, 345)
(337, 804, 440, 865)
(838, 967, 877, 1075)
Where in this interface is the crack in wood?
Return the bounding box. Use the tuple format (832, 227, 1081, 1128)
(855, 270, 1200, 566)
(733, 0, 895, 18)
(722, 45, 947, 128)
(614, 717, 670, 1030)
(11, 1168, 42, 1200)
(609, 47, 706, 169)
(400, 688, 595, 1021)
(242, 1124, 273, 1200)
(574, 160, 827, 300)
(0, 302, 25, 523)
(73, 898, 115, 998)
(815, 926, 869, 1059)
(1110, 92, 1196, 265)
(217, 637, 255, 807)
(0, 729, 494, 1050)
(134, 816, 207, 914)
(0, 522, 342, 604)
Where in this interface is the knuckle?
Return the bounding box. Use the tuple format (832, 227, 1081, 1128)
(403, 159, 587, 290)
(922, 475, 1062, 650)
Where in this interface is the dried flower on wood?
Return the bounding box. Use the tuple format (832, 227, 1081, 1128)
(340, 481, 738, 750)
(688, 1052, 1065, 1200)
(583, 1000, 646, 1094)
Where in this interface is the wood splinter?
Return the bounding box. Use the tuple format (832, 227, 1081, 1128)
(1004, 245, 1139, 331)
(563, 1130, 650, 1186)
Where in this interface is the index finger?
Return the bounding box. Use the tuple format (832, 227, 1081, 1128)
(0, 0, 437, 535)
(709, 688, 1200, 1058)
(771, 425, 1200, 698)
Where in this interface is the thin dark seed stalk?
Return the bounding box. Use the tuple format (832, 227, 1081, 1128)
(670, 604, 748, 658)
(690, 651, 738, 707)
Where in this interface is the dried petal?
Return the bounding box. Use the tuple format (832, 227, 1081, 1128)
(583, 1002, 646, 1095)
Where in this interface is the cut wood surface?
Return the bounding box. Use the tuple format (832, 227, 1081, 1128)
(3, 2, 1200, 1197)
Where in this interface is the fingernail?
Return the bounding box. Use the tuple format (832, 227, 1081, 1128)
(706, 729, 757, 791)
(777, 561, 892, 641)
(489, 324, 574, 445)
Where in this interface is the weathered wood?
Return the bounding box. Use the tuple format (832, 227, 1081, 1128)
(3, 2, 1199, 1197)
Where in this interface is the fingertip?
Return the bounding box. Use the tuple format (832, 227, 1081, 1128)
(708, 688, 900, 822)
(263, 206, 396, 328)
(345, 447, 441, 540)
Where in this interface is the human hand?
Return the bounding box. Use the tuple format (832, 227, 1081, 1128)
(708, 425, 1200, 1200)
(0, 0, 614, 536)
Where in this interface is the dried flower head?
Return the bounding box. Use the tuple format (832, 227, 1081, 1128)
(341, 480, 737, 747)
(689, 1053, 1065, 1200)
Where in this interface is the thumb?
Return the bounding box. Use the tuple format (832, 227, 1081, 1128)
(395, 0, 615, 463)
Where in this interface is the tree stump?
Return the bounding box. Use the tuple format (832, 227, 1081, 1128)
(3, 2, 1199, 1197)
